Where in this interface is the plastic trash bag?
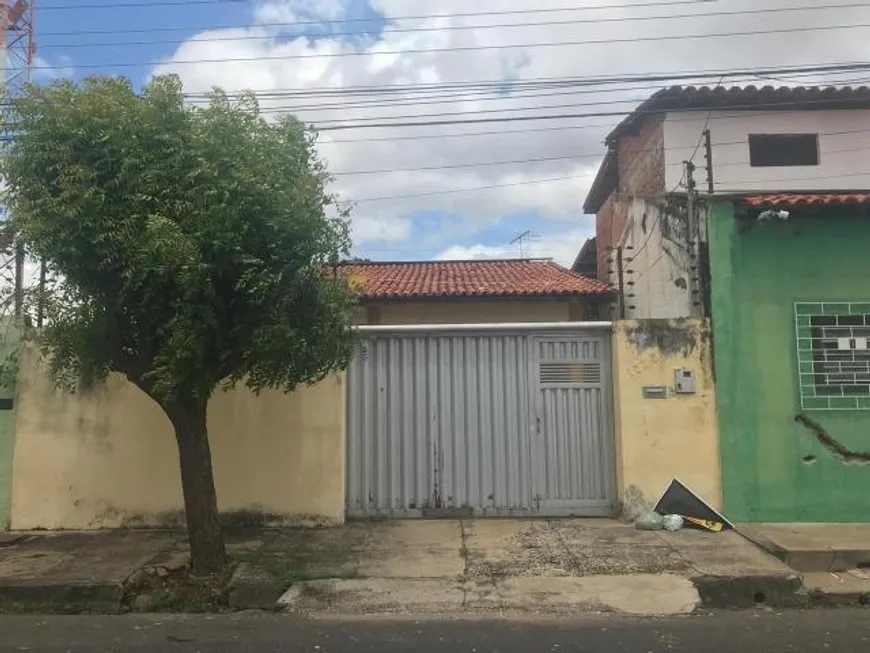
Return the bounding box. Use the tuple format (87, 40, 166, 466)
(635, 510, 665, 530)
(662, 514, 684, 532)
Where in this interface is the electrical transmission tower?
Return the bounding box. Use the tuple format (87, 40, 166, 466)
(1, 1, 35, 320)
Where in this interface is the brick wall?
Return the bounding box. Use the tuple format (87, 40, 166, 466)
(596, 195, 615, 282)
(594, 117, 666, 284)
(617, 117, 665, 198)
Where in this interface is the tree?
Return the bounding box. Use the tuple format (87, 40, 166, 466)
(1, 75, 358, 573)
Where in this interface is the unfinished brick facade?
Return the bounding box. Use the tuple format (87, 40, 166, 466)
(592, 117, 666, 283)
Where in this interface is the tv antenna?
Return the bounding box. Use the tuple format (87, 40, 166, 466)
(510, 230, 537, 259)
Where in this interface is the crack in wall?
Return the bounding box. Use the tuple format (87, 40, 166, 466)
(794, 412, 870, 466)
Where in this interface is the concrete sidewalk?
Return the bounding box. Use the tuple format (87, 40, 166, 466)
(0, 519, 805, 616)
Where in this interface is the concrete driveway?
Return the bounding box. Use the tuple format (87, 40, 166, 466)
(275, 518, 800, 616)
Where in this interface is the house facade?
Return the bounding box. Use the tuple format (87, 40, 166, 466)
(583, 85, 870, 522)
(710, 195, 870, 522)
(3, 259, 723, 529)
(585, 85, 870, 320)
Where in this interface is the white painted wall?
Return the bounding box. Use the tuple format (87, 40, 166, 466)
(664, 110, 870, 193)
(612, 198, 694, 320)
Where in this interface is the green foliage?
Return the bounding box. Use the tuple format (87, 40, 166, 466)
(1, 75, 358, 403)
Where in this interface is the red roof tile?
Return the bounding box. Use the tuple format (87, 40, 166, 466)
(342, 260, 610, 300)
(744, 194, 870, 208)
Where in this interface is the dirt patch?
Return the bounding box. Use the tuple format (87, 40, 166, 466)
(122, 563, 237, 613)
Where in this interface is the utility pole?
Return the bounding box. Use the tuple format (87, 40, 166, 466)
(703, 129, 714, 194)
(685, 160, 697, 245)
(616, 245, 626, 319)
(684, 160, 701, 317)
(699, 129, 714, 318)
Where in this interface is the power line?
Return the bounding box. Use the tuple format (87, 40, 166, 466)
(333, 153, 586, 177)
(320, 124, 870, 146)
(332, 141, 870, 178)
(320, 122, 628, 145)
(186, 68, 865, 113)
(717, 169, 870, 188)
(36, 0, 712, 16)
(247, 86, 870, 122)
(351, 175, 581, 204)
(704, 143, 870, 170)
(187, 83, 672, 113)
(36, 23, 870, 69)
(180, 68, 870, 115)
(176, 62, 870, 98)
(39, 3, 870, 49)
(311, 94, 870, 131)
(274, 98, 658, 123)
(40, 0, 252, 10)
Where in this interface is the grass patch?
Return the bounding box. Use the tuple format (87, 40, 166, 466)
(234, 550, 359, 586)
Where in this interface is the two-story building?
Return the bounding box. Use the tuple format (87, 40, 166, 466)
(583, 85, 870, 523)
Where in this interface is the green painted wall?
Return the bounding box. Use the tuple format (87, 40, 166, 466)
(709, 202, 870, 522)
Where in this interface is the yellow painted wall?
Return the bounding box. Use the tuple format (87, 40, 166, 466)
(365, 299, 578, 325)
(10, 343, 345, 530)
(612, 319, 722, 511)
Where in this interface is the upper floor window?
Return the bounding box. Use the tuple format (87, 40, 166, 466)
(749, 134, 819, 167)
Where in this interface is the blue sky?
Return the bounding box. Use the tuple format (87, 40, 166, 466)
(31, 0, 868, 265)
(33, 0, 599, 265)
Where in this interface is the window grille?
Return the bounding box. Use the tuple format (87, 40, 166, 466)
(795, 302, 870, 410)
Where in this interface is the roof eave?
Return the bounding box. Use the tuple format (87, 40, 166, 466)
(583, 149, 618, 214)
(360, 291, 613, 303)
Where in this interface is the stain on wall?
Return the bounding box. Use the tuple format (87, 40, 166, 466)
(612, 319, 722, 512)
(623, 318, 702, 357)
(9, 342, 346, 530)
(709, 202, 870, 521)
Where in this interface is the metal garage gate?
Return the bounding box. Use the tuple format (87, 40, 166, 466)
(346, 324, 616, 518)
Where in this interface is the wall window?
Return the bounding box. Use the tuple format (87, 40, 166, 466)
(749, 134, 819, 167)
(796, 302, 870, 410)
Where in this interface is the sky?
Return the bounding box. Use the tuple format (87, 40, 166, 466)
(30, 0, 870, 265)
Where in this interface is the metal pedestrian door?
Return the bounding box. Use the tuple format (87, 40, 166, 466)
(346, 326, 616, 518)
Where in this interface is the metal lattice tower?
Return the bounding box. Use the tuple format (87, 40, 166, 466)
(2, 0, 35, 98)
(1, 1, 35, 318)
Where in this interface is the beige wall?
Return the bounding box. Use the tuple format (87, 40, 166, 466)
(612, 319, 722, 512)
(10, 343, 345, 530)
(362, 299, 583, 325)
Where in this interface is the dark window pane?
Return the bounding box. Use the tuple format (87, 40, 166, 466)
(749, 134, 819, 167)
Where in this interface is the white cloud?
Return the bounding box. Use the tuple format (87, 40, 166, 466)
(33, 55, 75, 82)
(151, 0, 870, 260)
(436, 225, 595, 268)
(351, 214, 411, 244)
(255, 0, 346, 25)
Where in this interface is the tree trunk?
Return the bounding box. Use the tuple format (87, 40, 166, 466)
(167, 398, 226, 575)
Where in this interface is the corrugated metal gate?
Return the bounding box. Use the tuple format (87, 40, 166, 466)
(346, 325, 616, 518)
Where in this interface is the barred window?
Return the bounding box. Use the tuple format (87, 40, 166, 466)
(796, 303, 870, 410)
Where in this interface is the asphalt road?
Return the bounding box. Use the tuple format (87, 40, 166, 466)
(1, 610, 869, 652)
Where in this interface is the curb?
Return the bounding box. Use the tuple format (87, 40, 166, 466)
(808, 588, 870, 608)
(227, 563, 286, 611)
(691, 573, 808, 609)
